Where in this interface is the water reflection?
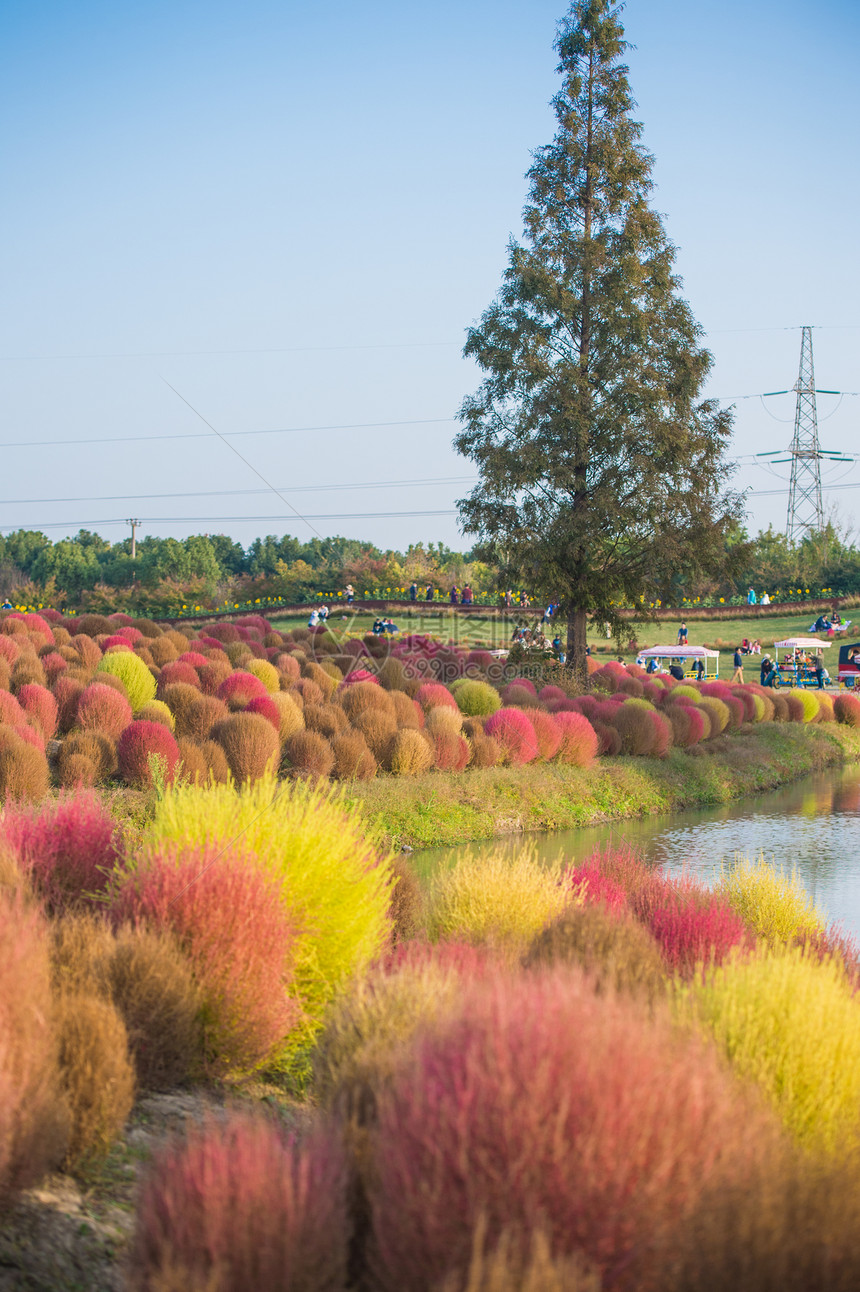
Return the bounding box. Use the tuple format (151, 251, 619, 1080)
(415, 765, 860, 936)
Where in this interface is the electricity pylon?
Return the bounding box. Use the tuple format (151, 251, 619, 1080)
(785, 326, 824, 542)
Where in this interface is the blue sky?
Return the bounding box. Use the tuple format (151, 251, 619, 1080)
(1, 0, 858, 553)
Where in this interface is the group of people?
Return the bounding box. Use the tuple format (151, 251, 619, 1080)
(371, 617, 399, 635)
(811, 613, 850, 635)
(307, 605, 331, 627)
(740, 638, 762, 655)
(747, 589, 772, 606)
(757, 649, 829, 690)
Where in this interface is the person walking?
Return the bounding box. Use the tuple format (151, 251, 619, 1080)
(731, 646, 744, 683)
(344, 584, 354, 605)
(409, 581, 418, 602)
(747, 588, 757, 606)
(462, 584, 473, 606)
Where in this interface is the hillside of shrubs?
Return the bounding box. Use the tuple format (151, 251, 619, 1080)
(0, 609, 857, 804)
(4, 776, 860, 1287)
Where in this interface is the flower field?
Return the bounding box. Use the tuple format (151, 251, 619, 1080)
(0, 608, 856, 803)
(2, 770, 860, 1286)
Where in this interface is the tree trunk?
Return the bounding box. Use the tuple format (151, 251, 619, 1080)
(566, 607, 589, 689)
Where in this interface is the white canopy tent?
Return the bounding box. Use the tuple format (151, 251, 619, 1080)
(637, 646, 720, 659)
(774, 638, 832, 650)
(636, 645, 720, 678)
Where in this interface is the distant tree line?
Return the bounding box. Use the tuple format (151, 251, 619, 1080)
(0, 522, 857, 615)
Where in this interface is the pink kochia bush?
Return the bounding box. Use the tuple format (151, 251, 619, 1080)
(117, 721, 180, 789)
(110, 845, 299, 1077)
(641, 880, 750, 979)
(553, 712, 599, 767)
(77, 682, 133, 741)
(484, 708, 538, 764)
(218, 671, 270, 711)
(16, 684, 58, 741)
(565, 864, 628, 914)
(2, 792, 119, 914)
(130, 1113, 349, 1292)
(368, 968, 775, 1292)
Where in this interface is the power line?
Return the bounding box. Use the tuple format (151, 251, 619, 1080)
(0, 509, 460, 533)
(0, 340, 460, 362)
(0, 475, 477, 507)
(0, 416, 457, 451)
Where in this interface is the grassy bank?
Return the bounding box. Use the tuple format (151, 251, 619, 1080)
(344, 724, 860, 851)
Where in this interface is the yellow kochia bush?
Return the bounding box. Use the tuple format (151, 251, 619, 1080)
(427, 848, 578, 956)
(142, 776, 394, 1069)
(246, 658, 280, 694)
(716, 854, 825, 945)
(680, 946, 860, 1153)
(96, 651, 156, 712)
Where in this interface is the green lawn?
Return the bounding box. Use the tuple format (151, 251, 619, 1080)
(269, 605, 855, 664)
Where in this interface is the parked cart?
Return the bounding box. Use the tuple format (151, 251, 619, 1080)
(636, 645, 720, 680)
(838, 642, 860, 688)
(771, 638, 833, 689)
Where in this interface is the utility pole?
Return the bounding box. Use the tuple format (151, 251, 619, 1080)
(786, 327, 824, 542)
(127, 518, 141, 560)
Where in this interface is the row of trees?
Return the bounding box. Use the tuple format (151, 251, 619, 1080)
(1, 520, 858, 614)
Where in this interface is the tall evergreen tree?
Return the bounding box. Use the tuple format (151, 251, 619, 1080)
(455, 0, 743, 682)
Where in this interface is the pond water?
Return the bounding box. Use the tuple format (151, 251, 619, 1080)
(413, 764, 860, 936)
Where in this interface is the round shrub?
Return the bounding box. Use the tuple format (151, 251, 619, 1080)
(0, 890, 68, 1205)
(331, 730, 377, 780)
(500, 683, 539, 709)
(97, 650, 156, 712)
(368, 968, 777, 1292)
(390, 690, 422, 728)
(415, 682, 459, 714)
(11, 656, 47, 692)
(213, 712, 280, 784)
(553, 712, 599, 767)
(715, 855, 824, 945)
(304, 703, 349, 741)
(468, 733, 503, 768)
(197, 656, 233, 695)
(144, 777, 393, 1070)
(647, 709, 673, 758)
(340, 678, 393, 722)
(16, 684, 58, 740)
(58, 730, 117, 781)
(247, 657, 280, 694)
(111, 845, 299, 1078)
(129, 1115, 349, 1292)
(164, 685, 228, 742)
(455, 680, 502, 717)
(352, 708, 398, 762)
(606, 703, 655, 756)
(301, 660, 338, 700)
(641, 881, 750, 979)
(427, 849, 571, 954)
(137, 699, 175, 730)
(696, 696, 730, 735)
(117, 721, 181, 789)
(77, 682, 134, 741)
(425, 705, 463, 736)
(218, 670, 270, 711)
(284, 729, 335, 780)
(269, 692, 305, 741)
(484, 708, 538, 764)
(834, 693, 860, 726)
(524, 905, 666, 1002)
(387, 728, 434, 776)
(429, 729, 470, 772)
(176, 738, 210, 785)
(0, 736, 49, 802)
(54, 990, 135, 1169)
(1, 792, 119, 914)
(682, 946, 860, 1153)
(155, 661, 201, 697)
(57, 752, 98, 790)
(530, 710, 561, 760)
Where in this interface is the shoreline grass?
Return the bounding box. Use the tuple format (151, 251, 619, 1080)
(343, 724, 860, 851)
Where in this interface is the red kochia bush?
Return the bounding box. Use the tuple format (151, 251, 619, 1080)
(642, 881, 750, 979)
(111, 847, 299, 1077)
(834, 693, 860, 727)
(414, 682, 459, 713)
(16, 684, 58, 741)
(0, 691, 25, 728)
(484, 708, 538, 764)
(117, 721, 180, 789)
(429, 730, 470, 772)
(156, 661, 201, 696)
(565, 864, 628, 914)
(528, 710, 562, 760)
(647, 710, 673, 758)
(2, 792, 119, 914)
(218, 670, 270, 710)
(368, 969, 774, 1292)
(553, 712, 599, 767)
(77, 682, 133, 741)
(130, 1114, 349, 1292)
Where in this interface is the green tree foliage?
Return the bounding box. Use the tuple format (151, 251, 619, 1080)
(454, 0, 743, 680)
